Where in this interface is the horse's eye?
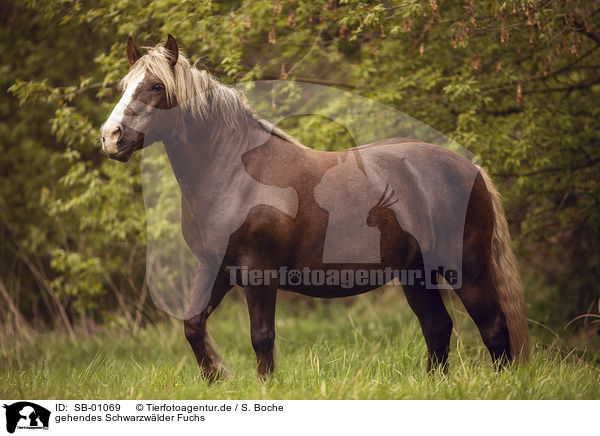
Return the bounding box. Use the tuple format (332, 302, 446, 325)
(151, 84, 164, 92)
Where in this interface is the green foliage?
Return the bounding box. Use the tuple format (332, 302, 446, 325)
(1, 0, 599, 332)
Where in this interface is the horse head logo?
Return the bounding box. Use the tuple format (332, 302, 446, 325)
(3, 402, 50, 434)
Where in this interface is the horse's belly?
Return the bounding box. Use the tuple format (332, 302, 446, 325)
(279, 283, 382, 298)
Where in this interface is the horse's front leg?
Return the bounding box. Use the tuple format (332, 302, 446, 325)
(245, 285, 277, 379)
(184, 269, 232, 381)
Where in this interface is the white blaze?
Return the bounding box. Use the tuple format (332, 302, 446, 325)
(101, 72, 145, 154)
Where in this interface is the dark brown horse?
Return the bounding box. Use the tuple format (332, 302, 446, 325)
(101, 35, 529, 380)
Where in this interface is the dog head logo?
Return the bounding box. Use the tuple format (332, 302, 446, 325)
(3, 402, 50, 433)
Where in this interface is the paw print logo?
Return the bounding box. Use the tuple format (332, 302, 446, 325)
(287, 269, 302, 286)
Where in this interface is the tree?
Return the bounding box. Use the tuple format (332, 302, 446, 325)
(2, 0, 599, 332)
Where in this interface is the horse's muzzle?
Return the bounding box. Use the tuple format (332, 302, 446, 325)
(100, 123, 122, 155)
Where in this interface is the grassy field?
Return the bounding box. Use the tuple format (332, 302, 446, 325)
(1, 288, 599, 400)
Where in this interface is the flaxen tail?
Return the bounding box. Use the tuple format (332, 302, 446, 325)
(479, 168, 530, 363)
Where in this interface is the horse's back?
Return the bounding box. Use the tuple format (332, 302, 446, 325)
(347, 138, 483, 288)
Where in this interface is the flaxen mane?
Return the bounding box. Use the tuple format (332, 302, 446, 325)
(122, 43, 305, 147)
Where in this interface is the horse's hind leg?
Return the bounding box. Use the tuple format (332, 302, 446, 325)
(184, 270, 232, 380)
(455, 270, 511, 366)
(245, 285, 277, 380)
(402, 284, 453, 373)
(457, 170, 512, 366)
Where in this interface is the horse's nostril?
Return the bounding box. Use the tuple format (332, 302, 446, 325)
(108, 126, 122, 143)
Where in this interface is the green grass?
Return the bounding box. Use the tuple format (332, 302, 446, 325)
(1, 289, 599, 399)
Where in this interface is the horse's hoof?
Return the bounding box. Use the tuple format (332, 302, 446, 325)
(257, 371, 274, 382)
(203, 363, 230, 383)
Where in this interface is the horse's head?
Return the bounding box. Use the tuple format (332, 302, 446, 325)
(100, 35, 180, 161)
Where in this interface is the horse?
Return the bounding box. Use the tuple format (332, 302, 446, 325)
(100, 34, 529, 380)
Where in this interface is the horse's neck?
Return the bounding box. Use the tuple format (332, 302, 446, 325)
(163, 117, 299, 225)
(166, 120, 236, 186)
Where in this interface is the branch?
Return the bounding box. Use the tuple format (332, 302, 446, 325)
(491, 157, 600, 178)
(525, 77, 600, 94)
(260, 74, 357, 89)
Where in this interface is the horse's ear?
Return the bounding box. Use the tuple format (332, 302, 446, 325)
(165, 34, 179, 68)
(127, 36, 141, 66)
